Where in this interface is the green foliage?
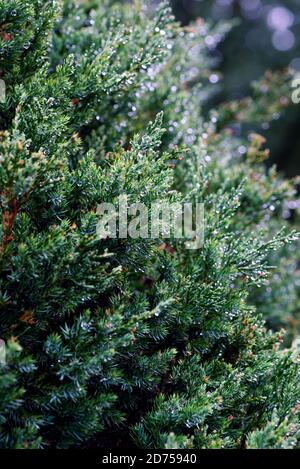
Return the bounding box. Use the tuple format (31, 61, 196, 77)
(0, 0, 299, 449)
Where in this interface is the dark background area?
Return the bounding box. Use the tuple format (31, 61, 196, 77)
(171, 0, 300, 176)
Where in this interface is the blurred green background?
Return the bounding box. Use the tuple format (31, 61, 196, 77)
(171, 0, 300, 177)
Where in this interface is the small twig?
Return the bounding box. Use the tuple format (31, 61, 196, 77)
(1, 197, 19, 253)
